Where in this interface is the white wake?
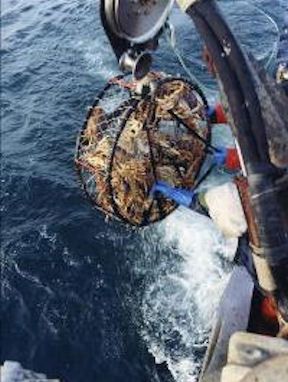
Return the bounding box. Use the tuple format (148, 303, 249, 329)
(139, 207, 237, 381)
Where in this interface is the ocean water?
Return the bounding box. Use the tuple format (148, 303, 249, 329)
(1, 1, 285, 381)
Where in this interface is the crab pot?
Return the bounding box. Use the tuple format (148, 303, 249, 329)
(75, 74, 211, 226)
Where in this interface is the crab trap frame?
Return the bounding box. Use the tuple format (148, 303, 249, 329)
(75, 73, 212, 226)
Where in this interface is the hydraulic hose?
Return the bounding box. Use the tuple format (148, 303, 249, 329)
(177, 0, 288, 319)
(195, 0, 271, 163)
(191, 11, 259, 163)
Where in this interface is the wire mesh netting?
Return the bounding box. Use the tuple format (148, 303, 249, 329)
(75, 73, 211, 226)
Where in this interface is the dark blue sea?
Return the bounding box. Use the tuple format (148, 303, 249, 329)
(1, 1, 285, 381)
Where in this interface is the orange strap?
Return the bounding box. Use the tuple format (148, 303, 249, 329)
(261, 296, 278, 324)
(226, 148, 241, 170)
(214, 103, 227, 124)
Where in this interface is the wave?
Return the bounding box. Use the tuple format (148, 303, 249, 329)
(136, 207, 237, 381)
(1, 361, 51, 382)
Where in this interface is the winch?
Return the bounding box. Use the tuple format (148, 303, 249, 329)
(100, 0, 174, 79)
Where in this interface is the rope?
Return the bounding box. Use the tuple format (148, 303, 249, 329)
(108, 98, 140, 223)
(167, 110, 224, 194)
(164, 22, 214, 95)
(144, 102, 169, 224)
(169, 110, 219, 153)
(164, 2, 280, 86)
(244, 1, 280, 70)
(193, 163, 217, 190)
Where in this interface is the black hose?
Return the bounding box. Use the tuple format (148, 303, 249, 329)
(190, 10, 259, 164)
(184, 0, 288, 318)
(195, 0, 270, 163)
